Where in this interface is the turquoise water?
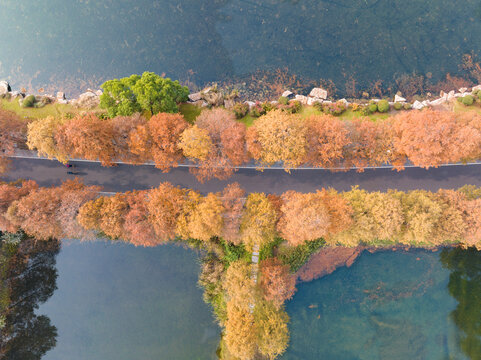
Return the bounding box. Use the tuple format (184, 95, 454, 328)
(37, 240, 219, 360)
(282, 249, 480, 360)
(1, 0, 481, 95)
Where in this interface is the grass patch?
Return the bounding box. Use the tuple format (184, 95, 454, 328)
(179, 103, 202, 124)
(453, 101, 481, 115)
(237, 113, 256, 127)
(278, 238, 325, 272)
(0, 98, 102, 121)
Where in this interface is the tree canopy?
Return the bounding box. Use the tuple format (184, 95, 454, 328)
(100, 72, 189, 117)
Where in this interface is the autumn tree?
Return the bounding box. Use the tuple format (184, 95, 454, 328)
(344, 118, 391, 170)
(336, 187, 404, 246)
(259, 258, 296, 308)
(26, 116, 68, 163)
(8, 186, 64, 240)
(77, 197, 105, 232)
(277, 191, 331, 246)
(0, 180, 38, 232)
(178, 125, 212, 161)
(192, 108, 248, 182)
(221, 183, 246, 245)
(147, 183, 185, 242)
(111, 113, 147, 163)
(0, 109, 26, 172)
(123, 190, 158, 247)
(240, 193, 278, 250)
(56, 179, 101, 239)
(392, 109, 481, 168)
(128, 123, 152, 163)
(55, 114, 116, 165)
(186, 193, 224, 241)
(224, 301, 257, 360)
(246, 110, 307, 170)
(255, 300, 290, 360)
(148, 112, 189, 171)
(306, 114, 350, 168)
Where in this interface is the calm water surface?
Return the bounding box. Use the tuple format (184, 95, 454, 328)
(1, 0, 481, 94)
(37, 240, 219, 360)
(28, 242, 480, 360)
(283, 248, 481, 360)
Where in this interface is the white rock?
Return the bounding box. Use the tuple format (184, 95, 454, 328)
(95, 90, 103, 96)
(440, 90, 446, 97)
(459, 87, 468, 93)
(394, 94, 406, 102)
(338, 98, 349, 106)
(323, 100, 332, 104)
(71, 91, 100, 109)
(56, 92, 66, 100)
(244, 101, 255, 108)
(0, 80, 10, 95)
(472, 85, 481, 92)
(448, 90, 455, 96)
(281, 90, 293, 98)
(429, 97, 447, 106)
(57, 99, 69, 104)
(307, 97, 322, 106)
(295, 95, 308, 105)
(454, 93, 463, 98)
(188, 92, 202, 102)
(9, 91, 23, 99)
(309, 88, 328, 100)
(412, 100, 424, 110)
(422, 100, 429, 106)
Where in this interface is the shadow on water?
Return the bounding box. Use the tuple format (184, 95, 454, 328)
(440, 247, 481, 360)
(0, 232, 59, 360)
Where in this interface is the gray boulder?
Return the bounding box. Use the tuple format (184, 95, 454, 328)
(309, 88, 328, 100)
(188, 92, 202, 102)
(201, 88, 224, 106)
(281, 90, 294, 99)
(0, 81, 11, 95)
(412, 100, 424, 110)
(71, 91, 100, 109)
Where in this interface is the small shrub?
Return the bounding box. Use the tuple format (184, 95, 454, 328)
(284, 100, 302, 114)
(456, 96, 464, 103)
(359, 106, 371, 116)
(278, 96, 289, 105)
(261, 101, 275, 113)
(250, 101, 266, 117)
(476, 90, 481, 100)
(377, 99, 390, 113)
(393, 102, 403, 110)
(232, 102, 249, 119)
(322, 102, 347, 116)
(21, 95, 36, 108)
(462, 95, 474, 106)
(350, 102, 361, 111)
(403, 103, 412, 110)
(367, 101, 378, 113)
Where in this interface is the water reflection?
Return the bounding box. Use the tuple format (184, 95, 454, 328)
(441, 247, 481, 359)
(0, 232, 59, 359)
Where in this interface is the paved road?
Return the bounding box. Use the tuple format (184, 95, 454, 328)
(3, 157, 481, 194)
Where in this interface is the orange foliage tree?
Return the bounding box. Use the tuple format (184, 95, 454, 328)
(192, 108, 249, 182)
(56, 114, 116, 166)
(146, 182, 185, 242)
(148, 112, 189, 171)
(0, 109, 26, 173)
(221, 183, 246, 245)
(259, 257, 296, 308)
(392, 109, 481, 168)
(277, 191, 331, 246)
(123, 190, 158, 246)
(306, 114, 350, 168)
(0, 180, 38, 232)
(246, 110, 307, 170)
(111, 113, 147, 163)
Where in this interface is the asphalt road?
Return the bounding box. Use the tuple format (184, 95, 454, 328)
(3, 157, 481, 194)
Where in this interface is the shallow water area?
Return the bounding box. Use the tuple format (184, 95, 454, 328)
(282, 248, 480, 360)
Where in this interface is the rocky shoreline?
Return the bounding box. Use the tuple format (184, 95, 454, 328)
(2, 79, 481, 112)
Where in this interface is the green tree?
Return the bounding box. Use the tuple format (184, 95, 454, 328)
(100, 72, 189, 117)
(100, 74, 141, 118)
(132, 72, 189, 115)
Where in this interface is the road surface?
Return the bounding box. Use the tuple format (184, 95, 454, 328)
(3, 157, 481, 194)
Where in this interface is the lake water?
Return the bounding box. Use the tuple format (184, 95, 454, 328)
(36, 241, 220, 360)
(18, 242, 478, 360)
(1, 0, 481, 95)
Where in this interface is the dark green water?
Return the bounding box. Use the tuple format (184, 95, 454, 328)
(1, 0, 481, 95)
(36, 241, 219, 360)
